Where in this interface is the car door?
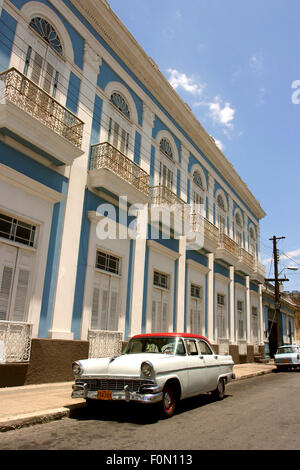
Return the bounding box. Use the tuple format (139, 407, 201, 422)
(185, 339, 207, 396)
(198, 339, 220, 392)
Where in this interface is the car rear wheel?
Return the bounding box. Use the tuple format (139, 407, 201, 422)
(160, 385, 177, 418)
(212, 378, 225, 400)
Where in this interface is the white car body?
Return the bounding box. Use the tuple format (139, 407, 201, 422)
(274, 344, 300, 369)
(72, 334, 235, 413)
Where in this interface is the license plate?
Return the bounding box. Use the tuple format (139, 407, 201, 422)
(284, 360, 290, 363)
(97, 390, 112, 400)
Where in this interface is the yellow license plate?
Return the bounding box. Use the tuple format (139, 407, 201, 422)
(97, 390, 112, 400)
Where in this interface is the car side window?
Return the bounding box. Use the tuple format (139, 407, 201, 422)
(185, 340, 198, 356)
(198, 340, 213, 355)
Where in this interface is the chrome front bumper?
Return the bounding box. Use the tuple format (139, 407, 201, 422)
(71, 383, 163, 404)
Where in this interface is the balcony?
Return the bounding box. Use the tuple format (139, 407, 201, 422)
(0, 68, 84, 166)
(215, 232, 240, 265)
(190, 213, 219, 252)
(251, 260, 266, 284)
(88, 142, 150, 203)
(236, 247, 255, 275)
(150, 185, 189, 236)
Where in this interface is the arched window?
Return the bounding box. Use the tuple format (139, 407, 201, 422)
(29, 17, 63, 55)
(235, 212, 242, 228)
(110, 92, 130, 119)
(193, 171, 203, 189)
(216, 193, 227, 233)
(160, 138, 173, 160)
(217, 194, 225, 211)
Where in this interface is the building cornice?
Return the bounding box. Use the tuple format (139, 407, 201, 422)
(70, 0, 265, 220)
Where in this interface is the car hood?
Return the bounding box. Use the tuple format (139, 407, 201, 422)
(77, 353, 180, 378)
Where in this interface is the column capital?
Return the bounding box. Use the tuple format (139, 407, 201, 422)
(84, 42, 102, 73)
(142, 104, 155, 129)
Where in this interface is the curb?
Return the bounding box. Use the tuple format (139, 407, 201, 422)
(230, 368, 275, 382)
(0, 369, 276, 432)
(0, 403, 85, 433)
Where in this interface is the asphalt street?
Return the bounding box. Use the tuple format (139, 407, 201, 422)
(0, 370, 299, 450)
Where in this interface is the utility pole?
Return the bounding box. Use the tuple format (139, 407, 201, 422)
(265, 236, 289, 351)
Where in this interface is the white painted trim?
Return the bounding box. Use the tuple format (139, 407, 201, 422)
(186, 258, 209, 275)
(147, 240, 181, 261)
(0, 163, 65, 204)
(214, 272, 230, 284)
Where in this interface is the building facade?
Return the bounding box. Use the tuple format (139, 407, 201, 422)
(0, 0, 266, 372)
(262, 284, 297, 357)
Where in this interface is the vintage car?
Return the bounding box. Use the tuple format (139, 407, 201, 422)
(71, 333, 235, 417)
(274, 344, 300, 370)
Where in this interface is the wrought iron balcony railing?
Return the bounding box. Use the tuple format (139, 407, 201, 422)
(219, 232, 239, 257)
(190, 213, 220, 243)
(90, 142, 150, 196)
(0, 68, 84, 149)
(150, 185, 189, 222)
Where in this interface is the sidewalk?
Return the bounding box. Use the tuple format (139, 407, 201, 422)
(0, 362, 275, 432)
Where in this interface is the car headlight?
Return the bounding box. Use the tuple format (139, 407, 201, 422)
(141, 361, 154, 377)
(72, 361, 83, 376)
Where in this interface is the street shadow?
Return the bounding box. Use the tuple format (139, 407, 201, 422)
(69, 392, 232, 425)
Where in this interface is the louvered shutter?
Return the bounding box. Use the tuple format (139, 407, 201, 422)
(10, 250, 33, 322)
(108, 277, 119, 331)
(0, 245, 17, 321)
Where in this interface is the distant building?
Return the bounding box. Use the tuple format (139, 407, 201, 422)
(262, 284, 297, 356)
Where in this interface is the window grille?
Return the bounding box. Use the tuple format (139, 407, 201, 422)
(0, 213, 36, 247)
(29, 17, 63, 55)
(217, 294, 225, 306)
(160, 138, 173, 160)
(191, 284, 202, 299)
(153, 271, 169, 289)
(110, 93, 130, 119)
(217, 194, 225, 211)
(193, 171, 203, 189)
(96, 251, 121, 276)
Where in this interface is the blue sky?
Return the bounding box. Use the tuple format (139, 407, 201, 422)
(109, 0, 300, 290)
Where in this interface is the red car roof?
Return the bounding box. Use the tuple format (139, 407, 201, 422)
(131, 332, 210, 343)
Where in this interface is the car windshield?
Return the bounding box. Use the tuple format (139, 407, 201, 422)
(276, 347, 298, 354)
(123, 337, 186, 355)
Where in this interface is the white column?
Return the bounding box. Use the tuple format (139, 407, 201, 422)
(228, 197, 233, 239)
(129, 237, 147, 337)
(229, 266, 235, 343)
(49, 45, 102, 339)
(0, 0, 3, 17)
(259, 284, 264, 345)
(140, 104, 155, 175)
(181, 146, 189, 203)
(176, 236, 186, 332)
(246, 276, 251, 343)
(207, 253, 214, 342)
(207, 174, 214, 224)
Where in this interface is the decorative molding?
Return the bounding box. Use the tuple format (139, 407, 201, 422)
(0, 163, 65, 204)
(84, 42, 102, 73)
(147, 240, 181, 260)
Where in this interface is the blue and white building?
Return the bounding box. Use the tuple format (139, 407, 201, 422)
(0, 0, 267, 363)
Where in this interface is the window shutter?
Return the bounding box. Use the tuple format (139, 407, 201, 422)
(43, 62, 54, 94)
(108, 278, 119, 331)
(91, 287, 100, 330)
(11, 269, 29, 322)
(0, 266, 14, 321)
(31, 52, 43, 85)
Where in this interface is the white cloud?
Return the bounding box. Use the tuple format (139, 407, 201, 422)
(208, 96, 235, 129)
(263, 247, 300, 265)
(214, 138, 224, 151)
(167, 68, 205, 96)
(249, 53, 264, 76)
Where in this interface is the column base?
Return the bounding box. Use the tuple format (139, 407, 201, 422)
(48, 330, 74, 340)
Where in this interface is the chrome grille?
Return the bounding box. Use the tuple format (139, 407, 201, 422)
(76, 378, 154, 392)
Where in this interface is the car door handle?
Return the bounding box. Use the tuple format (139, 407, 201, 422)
(199, 356, 204, 359)
(214, 356, 218, 359)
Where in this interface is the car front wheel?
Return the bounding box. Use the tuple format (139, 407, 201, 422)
(212, 378, 225, 400)
(160, 385, 177, 418)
